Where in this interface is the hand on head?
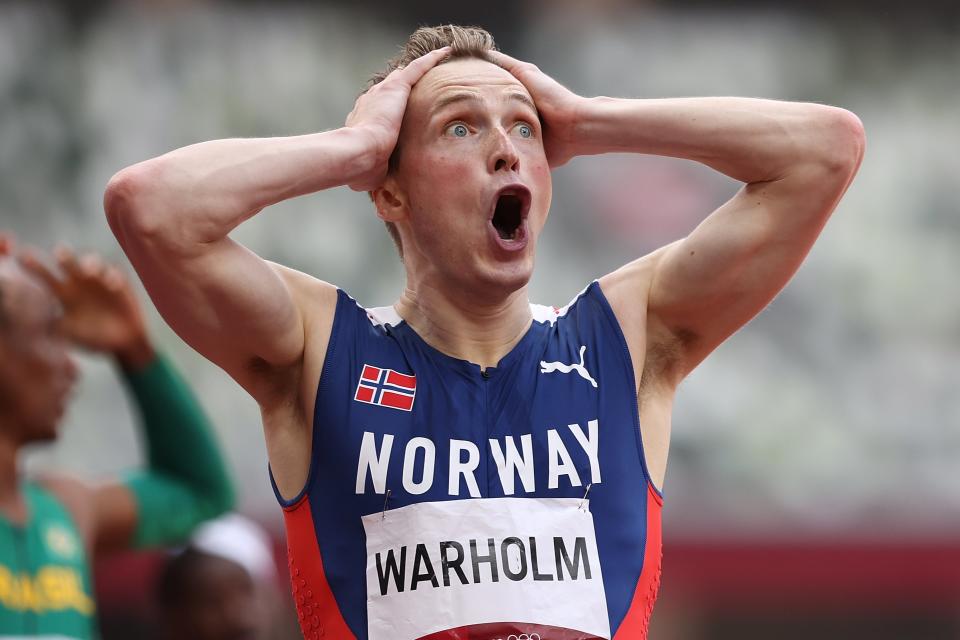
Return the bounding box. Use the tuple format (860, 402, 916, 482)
(344, 46, 451, 192)
(342, 45, 584, 195)
(486, 51, 585, 168)
(15, 242, 150, 360)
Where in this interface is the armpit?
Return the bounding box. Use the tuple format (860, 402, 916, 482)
(639, 323, 690, 396)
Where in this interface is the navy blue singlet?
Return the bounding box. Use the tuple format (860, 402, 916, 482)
(274, 281, 663, 640)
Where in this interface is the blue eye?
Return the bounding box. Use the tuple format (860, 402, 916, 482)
(448, 123, 469, 137)
(517, 123, 532, 138)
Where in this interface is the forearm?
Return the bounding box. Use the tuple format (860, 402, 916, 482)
(572, 96, 863, 184)
(120, 351, 234, 546)
(105, 126, 375, 250)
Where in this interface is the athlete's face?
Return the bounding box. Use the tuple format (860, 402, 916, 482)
(385, 58, 552, 296)
(164, 554, 267, 640)
(0, 260, 77, 444)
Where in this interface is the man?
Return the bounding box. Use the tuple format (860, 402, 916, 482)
(0, 233, 233, 638)
(104, 25, 864, 640)
(156, 513, 287, 640)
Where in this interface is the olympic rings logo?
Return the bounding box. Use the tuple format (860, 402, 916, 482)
(496, 635, 541, 640)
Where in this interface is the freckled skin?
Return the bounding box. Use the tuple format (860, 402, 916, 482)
(387, 59, 553, 299)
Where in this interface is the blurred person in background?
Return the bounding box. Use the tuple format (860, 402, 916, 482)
(104, 23, 863, 640)
(157, 513, 290, 640)
(0, 233, 233, 638)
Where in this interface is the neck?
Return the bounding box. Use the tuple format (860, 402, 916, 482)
(395, 278, 532, 370)
(0, 431, 24, 521)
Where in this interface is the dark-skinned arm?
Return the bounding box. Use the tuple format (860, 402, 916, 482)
(22, 247, 234, 553)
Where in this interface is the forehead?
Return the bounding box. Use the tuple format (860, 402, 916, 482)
(0, 259, 58, 332)
(408, 58, 533, 115)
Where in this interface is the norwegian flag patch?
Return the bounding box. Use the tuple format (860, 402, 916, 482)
(354, 364, 417, 411)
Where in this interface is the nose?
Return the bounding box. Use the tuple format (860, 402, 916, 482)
(488, 128, 520, 174)
(63, 351, 79, 386)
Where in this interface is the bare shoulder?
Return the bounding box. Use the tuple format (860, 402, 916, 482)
(597, 241, 685, 393)
(254, 263, 336, 385)
(267, 263, 339, 407)
(258, 263, 340, 500)
(267, 262, 339, 329)
(597, 244, 685, 490)
(597, 244, 667, 327)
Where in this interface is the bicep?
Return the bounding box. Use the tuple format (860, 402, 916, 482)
(47, 477, 217, 555)
(649, 170, 845, 372)
(115, 226, 307, 395)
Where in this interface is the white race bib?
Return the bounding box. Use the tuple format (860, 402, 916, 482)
(362, 497, 610, 640)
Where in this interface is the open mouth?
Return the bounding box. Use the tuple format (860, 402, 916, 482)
(491, 186, 531, 242)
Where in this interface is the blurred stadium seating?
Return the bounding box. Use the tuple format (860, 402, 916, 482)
(2, 1, 957, 637)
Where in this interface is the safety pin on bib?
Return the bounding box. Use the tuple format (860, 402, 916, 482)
(381, 488, 392, 521)
(578, 483, 593, 511)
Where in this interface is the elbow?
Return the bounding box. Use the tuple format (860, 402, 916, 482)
(814, 106, 866, 177)
(104, 162, 167, 244)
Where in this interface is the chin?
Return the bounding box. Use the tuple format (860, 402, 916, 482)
(23, 414, 62, 444)
(26, 427, 60, 445)
(477, 257, 535, 295)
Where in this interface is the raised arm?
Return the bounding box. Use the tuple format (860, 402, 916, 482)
(21, 249, 232, 554)
(490, 52, 865, 378)
(103, 47, 450, 399)
(572, 97, 863, 373)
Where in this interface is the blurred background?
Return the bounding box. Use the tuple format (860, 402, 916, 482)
(3, 0, 959, 638)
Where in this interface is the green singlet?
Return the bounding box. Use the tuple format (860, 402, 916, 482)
(0, 482, 95, 639)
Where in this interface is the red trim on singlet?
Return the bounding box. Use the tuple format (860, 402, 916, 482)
(613, 482, 664, 639)
(282, 494, 356, 640)
(280, 484, 660, 639)
(420, 622, 606, 639)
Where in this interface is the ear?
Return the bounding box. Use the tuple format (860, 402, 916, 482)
(371, 177, 407, 223)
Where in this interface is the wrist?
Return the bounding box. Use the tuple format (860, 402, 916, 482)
(570, 96, 621, 155)
(114, 334, 156, 372)
(340, 126, 389, 185)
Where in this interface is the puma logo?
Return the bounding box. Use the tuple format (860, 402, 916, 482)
(540, 346, 598, 388)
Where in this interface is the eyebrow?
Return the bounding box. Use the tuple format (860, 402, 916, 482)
(429, 91, 538, 118)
